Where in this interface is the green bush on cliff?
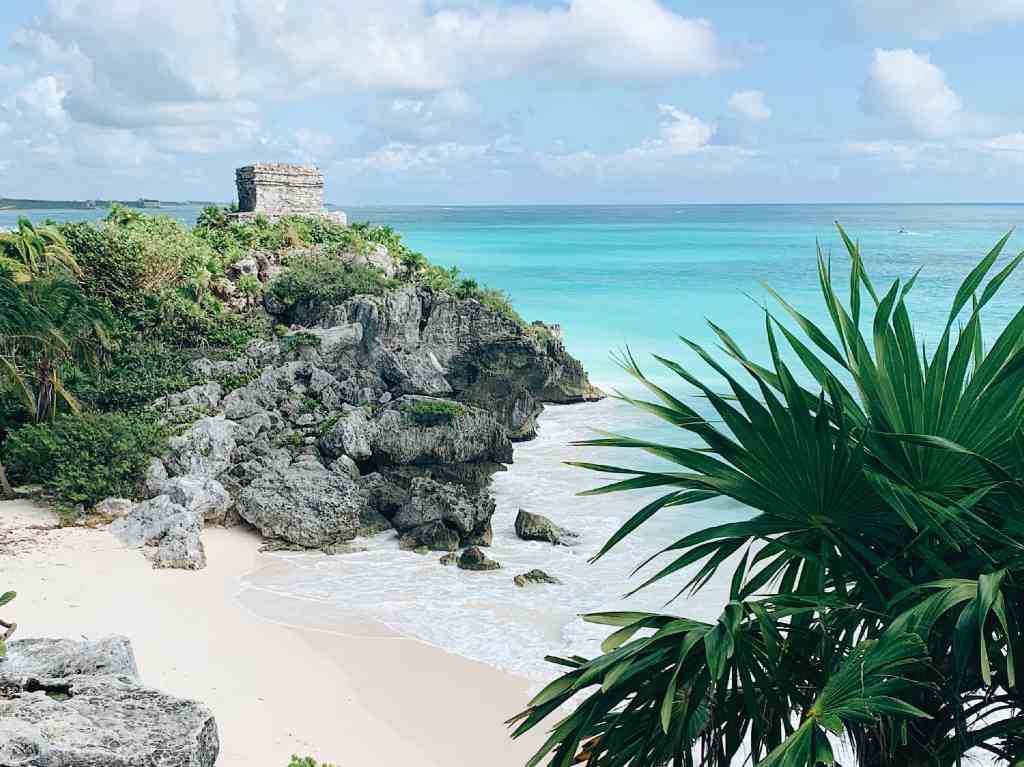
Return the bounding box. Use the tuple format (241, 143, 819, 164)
(70, 341, 203, 412)
(4, 412, 169, 507)
(400, 398, 465, 423)
(267, 252, 395, 324)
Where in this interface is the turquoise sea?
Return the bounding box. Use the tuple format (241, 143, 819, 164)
(7, 204, 1024, 681)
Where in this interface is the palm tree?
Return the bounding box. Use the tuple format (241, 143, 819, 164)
(0, 217, 80, 282)
(510, 226, 1024, 767)
(0, 271, 113, 424)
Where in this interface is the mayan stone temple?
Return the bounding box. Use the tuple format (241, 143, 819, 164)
(229, 163, 346, 224)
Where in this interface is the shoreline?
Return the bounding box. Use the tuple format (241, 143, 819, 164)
(1, 499, 547, 766)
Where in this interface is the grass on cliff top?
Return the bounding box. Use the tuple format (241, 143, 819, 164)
(400, 398, 466, 422)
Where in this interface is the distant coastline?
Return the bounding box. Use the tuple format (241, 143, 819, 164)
(0, 197, 224, 211)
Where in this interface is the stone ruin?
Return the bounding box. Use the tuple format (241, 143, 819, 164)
(228, 163, 346, 225)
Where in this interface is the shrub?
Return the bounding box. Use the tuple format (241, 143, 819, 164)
(279, 331, 322, 355)
(511, 226, 1024, 767)
(71, 342, 203, 412)
(400, 398, 465, 424)
(267, 254, 395, 324)
(0, 589, 15, 658)
(4, 412, 169, 507)
(288, 757, 337, 767)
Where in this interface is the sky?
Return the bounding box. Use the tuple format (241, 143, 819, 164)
(0, 1, 1023, 205)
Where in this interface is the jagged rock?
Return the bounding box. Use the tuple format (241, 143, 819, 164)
(0, 674, 218, 767)
(236, 457, 364, 547)
(92, 497, 134, 521)
(399, 520, 460, 552)
(144, 458, 169, 496)
(318, 406, 376, 461)
(0, 637, 138, 682)
(159, 476, 233, 525)
(514, 569, 563, 587)
(191, 356, 253, 380)
(515, 509, 579, 546)
(357, 506, 393, 537)
(153, 382, 223, 414)
(110, 496, 206, 570)
(370, 397, 512, 465)
(439, 552, 458, 566)
(391, 477, 494, 549)
(221, 361, 342, 421)
(165, 417, 240, 479)
(457, 546, 501, 571)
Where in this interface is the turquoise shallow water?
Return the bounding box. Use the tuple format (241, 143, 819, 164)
(8, 204, 1024, 681)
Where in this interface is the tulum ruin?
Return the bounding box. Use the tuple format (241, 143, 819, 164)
(229, 164, 346, 225)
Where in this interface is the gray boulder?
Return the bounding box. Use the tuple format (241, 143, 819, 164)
(0, 675, 218, 767)
(110, 496, 206, 570)
(457, 546, 501, 571)
(92, 497, 134, 521)
(165, 417, 240, 479)
(237, 457, 365, 547)
(371, 397, 512, 465)
(514, 569, 563, 587)
(399, 519, 461, 552)
(391, 477, 494, 549)
(0, 636, 218, 766)
(318, 406, 376, 461)
(0, 637, 138, 682)
(159, 476, 233, 525)
(514, 509, 579, 546)
(153, 382, 223, 415)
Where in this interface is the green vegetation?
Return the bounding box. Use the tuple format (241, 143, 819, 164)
(268, 252, 395, 324)
(287, 756, 337, 767)
(401, 398, 465, 423)
(5, 412, 168, 508)
(0, 589, 15, 658)
(511, 226, 1024, 767)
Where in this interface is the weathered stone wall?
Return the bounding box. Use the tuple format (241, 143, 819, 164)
(236, 164, 325, 217)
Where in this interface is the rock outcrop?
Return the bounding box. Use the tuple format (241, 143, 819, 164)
(0, 637, 218, 767)
(110, 495, 206, 570)
(457, 546, 501, 571)
(115, 269, 599, 561)
(514, 509, 579, 546)
(514, 569, 562, 587)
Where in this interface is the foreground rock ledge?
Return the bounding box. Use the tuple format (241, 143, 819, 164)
(0, 636, 218, 767)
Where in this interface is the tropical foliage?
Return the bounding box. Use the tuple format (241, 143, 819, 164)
(511, 226, 1024, 767)
(0, 589, 15, 658)
(0, 217, 80, 282)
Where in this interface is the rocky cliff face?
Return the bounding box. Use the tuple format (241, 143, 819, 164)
(123, 279, 601, 563)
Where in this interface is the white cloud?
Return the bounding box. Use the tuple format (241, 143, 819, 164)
(851, 0, 1024, 37)
(538, 103, 752, 180)
(634, 105, 716, 157)
(860, 48, 973, 138)
(15, 0, 728, 128)
(341, 140, 493, 174)
(16, 76, 68, 123)
(983, 132, 1024, 162)
(729, 90, 771, 120)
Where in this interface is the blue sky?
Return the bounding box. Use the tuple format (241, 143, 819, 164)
(1, 1, 1023, 204)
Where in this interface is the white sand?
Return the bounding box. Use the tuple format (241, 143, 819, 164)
(0, 499, 548, 766)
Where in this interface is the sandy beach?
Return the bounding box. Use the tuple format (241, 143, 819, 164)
(1, 499, 547, 766)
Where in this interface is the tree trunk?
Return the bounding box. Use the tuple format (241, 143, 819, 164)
(0, 463, 13, 499)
